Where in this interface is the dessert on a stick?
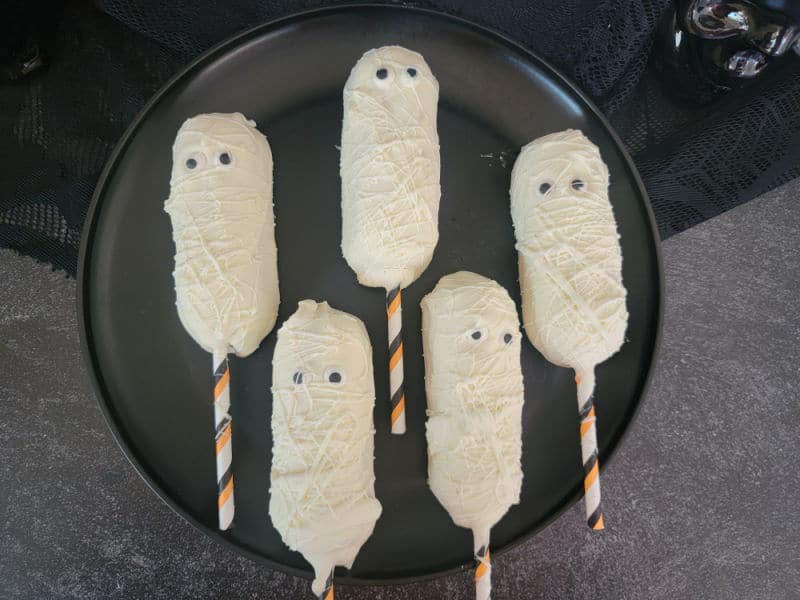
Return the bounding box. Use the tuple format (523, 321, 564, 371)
(421, 271, 525, 600)
(510, 129, 628, 530)
(269, 300, 382, 599)
(340, 46, 441, 434)
(165, 112, 279, 530)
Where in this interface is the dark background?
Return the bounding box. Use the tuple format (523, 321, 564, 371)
(1, 2, 799, 598)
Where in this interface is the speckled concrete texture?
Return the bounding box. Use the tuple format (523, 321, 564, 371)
(1, 180, 799, 599)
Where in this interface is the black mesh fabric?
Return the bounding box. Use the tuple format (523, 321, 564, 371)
(0, 1, 182, 273)
(635, 60, 800, 237)
(2, 0, 799, 275)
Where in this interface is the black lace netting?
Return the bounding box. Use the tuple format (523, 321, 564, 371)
(2, 0, 798, 275)
(0, 2, 181, 273)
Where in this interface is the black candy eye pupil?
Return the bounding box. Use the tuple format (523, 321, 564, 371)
(407, 67, 417, 77)
(539, 182, 551, 194)
(186, 158, 197, 169)
(471, 331, 482, 340)
(328, 372, 342, 383)
(376, 68, 388, 80)
(571, 179, 584, 190)
(219, 152, 231, 165)
(292, 371, 303, 384)
(504, 333, 513, 344)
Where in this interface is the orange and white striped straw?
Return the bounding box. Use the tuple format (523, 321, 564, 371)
(474, 541, 491, 600)
(386, 285, 406, 434)
(576, 370, 604, 530)
(213, 351, 234, 530)
(317, 569, 334, 600)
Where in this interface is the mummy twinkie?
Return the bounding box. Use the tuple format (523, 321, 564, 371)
(165, 112, 279, 530)
(509, 129, 628, 531)
(421, 272, 525, 600)
(270, 301, 383, 600)
(340, 46, 441, 434)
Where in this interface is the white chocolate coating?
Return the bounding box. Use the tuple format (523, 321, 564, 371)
(269, 301, 382, 596)
(165, 113, 279, 357)
(421, 272, 525, 549)
(340, 46, 441, 289)
(510, 129, 628, 373)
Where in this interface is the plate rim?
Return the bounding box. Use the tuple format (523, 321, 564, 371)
(77, 2, 664, 586)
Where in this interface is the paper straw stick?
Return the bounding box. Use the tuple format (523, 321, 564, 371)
(576, 370, 604, 530)
(474, 541, 491, 600)
(317, 568, 334, 600)
(213, 351, 234, 530)
(386, 285, 406, 434)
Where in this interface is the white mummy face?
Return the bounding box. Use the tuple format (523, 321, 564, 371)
(164, 112, 277, 357)
(509, 129, 626, 371)
(269, 300, 380, 595)
(344, 46, 438, 122)
(510, 129, 609, 243)
(422, 271, 523, 409)
(272, 300, 373, 415)
(169, 112, 271, 193)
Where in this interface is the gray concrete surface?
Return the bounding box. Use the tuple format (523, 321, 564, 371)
(2, 180, 799, 599)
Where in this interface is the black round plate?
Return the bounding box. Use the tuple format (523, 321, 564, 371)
(78, 4, 662, 585)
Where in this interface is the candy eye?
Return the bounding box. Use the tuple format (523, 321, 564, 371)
(375, 66, 395, 86)
(503, 333, 513, 345)
(467, 328, 487, 342)
(218, 152, 232, 165)
(292, 371, 304, 385)
(538, 182, 552, 195)
(571, 179, 585, 191)
(324, 367, 344, 385)
(183, 153, 206, 171)
(401, 65, 421, 87)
